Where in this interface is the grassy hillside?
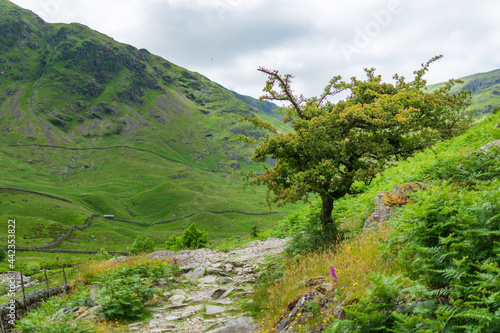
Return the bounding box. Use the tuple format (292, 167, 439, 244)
(427, 68, 500, 114)
(0, 0, 300, 253)
(252, 112, 500, 332)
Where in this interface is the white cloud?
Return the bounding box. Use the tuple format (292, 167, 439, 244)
(8, 0, 500, 99)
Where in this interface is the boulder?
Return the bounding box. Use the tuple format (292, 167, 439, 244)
(207, 316, 258, 333)
(364, 182, 424, 230)
(184, 266, 205, 279)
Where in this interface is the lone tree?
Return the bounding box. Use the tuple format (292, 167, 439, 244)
(238, 56, 470, 228)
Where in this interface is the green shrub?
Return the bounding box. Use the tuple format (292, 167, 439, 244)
(165, 235, 183, 251)
(182, 223, 208, 249)
(26, 262, 41, 275)
(0, 283, 8, 296)
(165, 223, 208, 250)
(0, 248, 6, 261)
(40, 259, 67, 270)
(94, 247, 112, 261)
(328, 275, 446, 333)
(95, 260, 179, 320)
(273, 200, 345, 254)
(425, 145, 500, 186)
(69, 285, 93, 307)
(97, 274, 154, 320)
(112, 261, 179, 285)
(129, 235, 155, 255)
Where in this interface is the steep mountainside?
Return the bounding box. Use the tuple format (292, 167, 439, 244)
(0, 0, 280, 166)
(0, 0, 297, 247)
(427, 68, 500, 114)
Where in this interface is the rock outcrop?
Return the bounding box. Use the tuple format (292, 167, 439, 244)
(364, 182, 424, 230)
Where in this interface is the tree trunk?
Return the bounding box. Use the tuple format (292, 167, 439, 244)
(320, 194, 334, 225)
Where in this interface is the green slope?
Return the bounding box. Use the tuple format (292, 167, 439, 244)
(0, 0, 297, 249)
(427, 68, 500, 114)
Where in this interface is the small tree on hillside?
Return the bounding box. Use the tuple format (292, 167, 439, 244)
(165, 223, 208, 251)
(237, 56, 470, 231)
(182, 223, 208, 249)
(129, 235, 155, 255)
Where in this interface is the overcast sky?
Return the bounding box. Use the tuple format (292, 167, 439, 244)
(9, 0, 500, 101)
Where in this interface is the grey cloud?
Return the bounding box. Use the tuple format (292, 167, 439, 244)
(7, 0, 500, 99)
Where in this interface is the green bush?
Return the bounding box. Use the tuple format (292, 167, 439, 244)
(328, 275, 447, 333)
(112, 261, 179, 285)
(271, 200, 345, 254)
(0, 283, 8, 296)
(129, 235, 155, 255)
(182, 223, 208, 249)
(97, 274, 154, 320)
(164, 235, 183, 251)
(26, 262, 41, 275)
(425, 145, 500, 186)
(96, 260, 179, 320)
(0, 248, 6, 261)
(94, 247, 112, 261)
(165, 223, 208, 250)
(40, 260, 58, 270)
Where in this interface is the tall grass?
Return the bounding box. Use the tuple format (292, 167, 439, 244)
(253, 226, 396, 332)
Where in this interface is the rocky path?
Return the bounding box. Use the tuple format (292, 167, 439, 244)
(126, 237, 290, 333)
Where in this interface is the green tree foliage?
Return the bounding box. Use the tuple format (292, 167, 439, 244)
(239, 56, 471, 228)
(165, 223, 208, 250)
(94, 247, 112, 261)
(0, 248, 6, 262)
(128, 235, 155, 255)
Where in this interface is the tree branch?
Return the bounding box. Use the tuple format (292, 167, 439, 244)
(258, 67, 305, 119)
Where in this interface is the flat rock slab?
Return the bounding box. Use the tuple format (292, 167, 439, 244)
(207, 316, 258, 333)
(199, 275, 218, 284)
(179, 263, 202, 272)
(181, 304, 204, 317)
(169, 294, 186, 305)
(184, 266, 205, 278)
(170, 289, 187, 295)
(148, 251, 176, 260)
(206, 304, 226, 315)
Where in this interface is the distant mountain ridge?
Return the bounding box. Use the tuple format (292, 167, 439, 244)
(0, 0, 281, 172)
(427, 68, 500, 114)
(0, 0, 296, 238)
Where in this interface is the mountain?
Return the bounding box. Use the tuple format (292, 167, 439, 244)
(427, 68, 500, 114)
(0, 0, 298, 249)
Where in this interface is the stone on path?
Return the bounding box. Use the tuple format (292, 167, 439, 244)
(171, 289, 186, 295)
(206, 304, 226, 315)
(181, 304, 204, 317)
(207, 316, 258, 333)
(211, 288, 227, 300)
(184, 266, 206, 278)
(169, 294, 186, 305)
(199, 275, 218, 284)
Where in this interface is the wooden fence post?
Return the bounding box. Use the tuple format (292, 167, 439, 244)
(44, 269, 49, 290)
(19, 271, 26, 310)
